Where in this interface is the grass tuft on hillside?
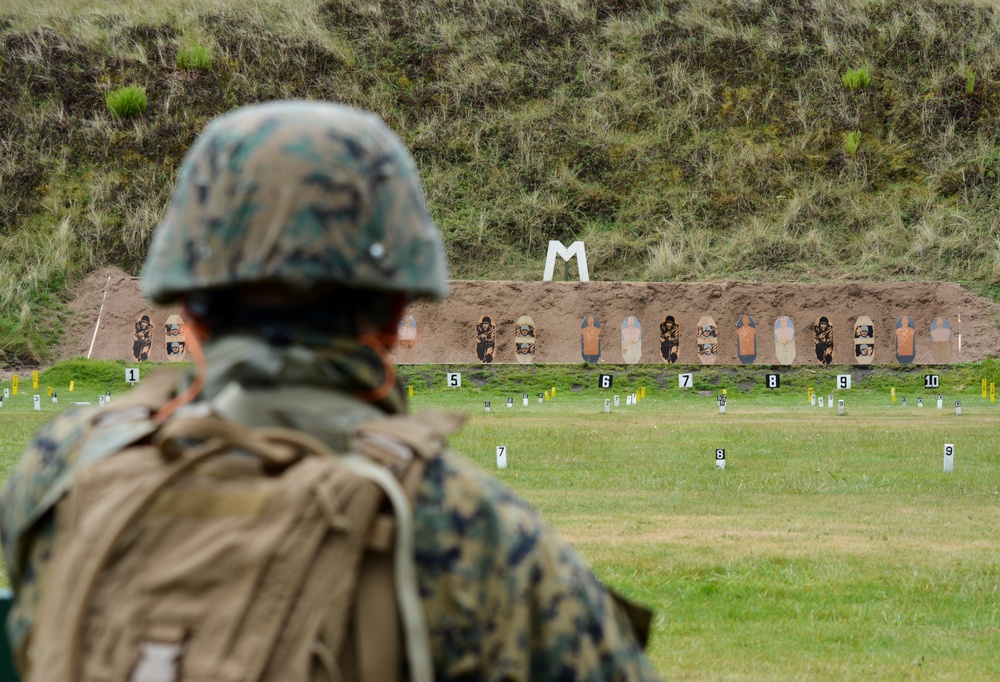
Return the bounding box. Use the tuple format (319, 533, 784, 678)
(3, 0, 1000, 363)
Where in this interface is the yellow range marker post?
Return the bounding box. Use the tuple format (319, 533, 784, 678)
(891, 387, 896, 402)
(408, 385, 413, 398)
(807, 387, 813, 403)
(69, 381, 75, 392)
(551, 387, 556, 398)
(12, 375, 18, 396)
(983, 379, 988, 399)
(991, 383, 996, 403)
(47, 387, 52, 397)
(32, 370, 38, 390)
(544, 390, 550, 401)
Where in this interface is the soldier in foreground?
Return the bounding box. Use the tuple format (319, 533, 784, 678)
(0, 101, 660, 680)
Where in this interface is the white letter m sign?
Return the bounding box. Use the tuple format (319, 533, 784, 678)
(543, 240, 589, 282)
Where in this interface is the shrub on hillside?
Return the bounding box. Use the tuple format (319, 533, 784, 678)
(177, 44, 212, 71)
(842, 67, 871, 91)
(843, 130, 862, 156)
(105, 86, 148, 118)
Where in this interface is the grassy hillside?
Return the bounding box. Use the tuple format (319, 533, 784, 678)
(3, 0, 1000, 363)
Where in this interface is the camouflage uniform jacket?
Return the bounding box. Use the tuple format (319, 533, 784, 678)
(0, 338, 661, 680)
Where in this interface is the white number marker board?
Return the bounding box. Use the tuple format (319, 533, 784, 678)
(715, 448, 726, 469)
(447, 372, 461, 388)
(679, 373, 693, 389)
(837, 374, 852, 390)
(599, 374, 613, 389)
(33, 395, 40, 412)
(766, 374, 780, 389)
(125, 368, 140, 384)
(943, 444, 954, 473)
(924, 374, 940, 389)
(496, 445, 507, 469)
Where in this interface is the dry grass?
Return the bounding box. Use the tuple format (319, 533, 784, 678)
(4, 0, 1000, 362)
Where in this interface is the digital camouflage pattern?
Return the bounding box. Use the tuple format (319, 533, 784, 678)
(0, 339, 661, 680)
(142, 101, 448, 303)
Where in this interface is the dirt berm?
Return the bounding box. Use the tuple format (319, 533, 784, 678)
(63, 268, 1000, 366)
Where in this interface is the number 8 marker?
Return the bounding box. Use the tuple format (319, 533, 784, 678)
(715, 448, 726, 469)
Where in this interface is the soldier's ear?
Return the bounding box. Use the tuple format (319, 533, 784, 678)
(181, 299, 212, 343)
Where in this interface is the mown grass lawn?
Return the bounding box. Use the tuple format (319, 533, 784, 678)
(1, 361, 999, 680)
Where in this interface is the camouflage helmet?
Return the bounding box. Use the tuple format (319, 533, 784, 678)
(142, 100, 448, 303)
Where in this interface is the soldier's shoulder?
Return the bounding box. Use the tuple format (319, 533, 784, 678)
(0, 408, 95, 574)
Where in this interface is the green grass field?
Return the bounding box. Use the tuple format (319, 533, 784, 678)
(1, 360, 999, 680)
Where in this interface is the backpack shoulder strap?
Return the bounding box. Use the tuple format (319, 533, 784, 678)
(344, 410, 463, 682)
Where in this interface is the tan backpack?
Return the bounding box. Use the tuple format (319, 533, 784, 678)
(29, 372, 460, 682)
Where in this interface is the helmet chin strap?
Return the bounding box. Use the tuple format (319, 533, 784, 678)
(354, 333, 399, 402)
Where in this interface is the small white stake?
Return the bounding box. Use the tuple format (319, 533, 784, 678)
(937, 394, 944, 409)
(901, 396, 907, 407)
(33, 395, 40, 412)
(818, 397, 825, 408)
(715, 448, 726, 469)
(955, 401, 962, 416)
(99, 395, 105, 407)
(828, 395, 834, 409)
(506, 397, 513, 408)
(838, 399, 845, 415)
(538, 392, 544, 404)
(717, 395, 727, 414)
(3, 389, 8, 399)
(811, 394, 817, 406)
(943, 444, 954, 473)
(496, 445, 507, 469)
(604, 398, 611, 414)
(52, 393, 58, 404)
(614, 395, 620, 407)
(484, 401, 491, 413)
(626, 395, 632, 406)
(917, 398, 923, 408)
(522, 393, 528, 407)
